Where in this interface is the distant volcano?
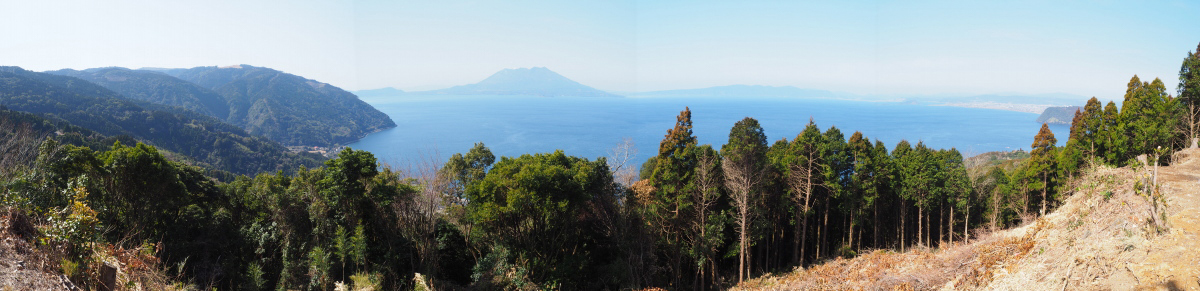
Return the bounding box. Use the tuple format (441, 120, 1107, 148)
(421, 67, 620, 97)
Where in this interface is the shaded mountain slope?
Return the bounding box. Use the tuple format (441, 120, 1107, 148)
(47, 67, 230, 120)
(166, 65, 395, 146)
(0, 66, 322, 176)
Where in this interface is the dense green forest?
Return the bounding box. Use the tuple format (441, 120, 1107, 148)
(164, 65, 396, 147)
(48, 65, 396, 147)
(0, 66, 323, 176)
(49, 68, 232, 120)
(0, 43, 1197, 290)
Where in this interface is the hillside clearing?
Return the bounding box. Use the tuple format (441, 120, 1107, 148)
(734, 148, 1200, 290)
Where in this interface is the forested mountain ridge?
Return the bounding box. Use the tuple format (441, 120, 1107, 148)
(47, 67, 231, 120)
(420, 67, 621, 97)
(155, 65, 396, 146)
(0, 66, 322, 176)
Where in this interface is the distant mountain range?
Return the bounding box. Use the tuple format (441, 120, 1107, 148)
(415, 67, 620, 97)
(357, 67, 1095, 115)
(49, 65, 395, 147)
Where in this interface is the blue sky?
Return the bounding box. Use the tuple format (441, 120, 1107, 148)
(2, 1, 1197, 99)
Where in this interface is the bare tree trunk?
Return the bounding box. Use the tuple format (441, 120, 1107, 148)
(964, 201, 970, 242)
(800, 208, 809, 265)
(873, 201, 879, 249)
(788, 162, 815, 266)
(902, 198, 907, 251)
(820, 201, 829, 257)
(917, 206, 923, 247)
(990, 188, 999, 229)
(1040, 172, 1048, 216)
(939, 204, 945, 245)
(794, 214, 803, 264)
(848, 212, 856, 253)
(740, 217, 747, 283)
(949, 203, 955, 245)
(723, 152, 764, 283)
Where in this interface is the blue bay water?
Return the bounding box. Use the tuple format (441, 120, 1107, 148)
(348, 95, 1069, 167)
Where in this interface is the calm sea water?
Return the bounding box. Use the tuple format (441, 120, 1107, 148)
(347, 94, 1069, 167)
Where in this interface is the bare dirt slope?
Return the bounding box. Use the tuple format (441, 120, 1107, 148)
(735, 148, 1200, 290)
(0, 210, 73, 290)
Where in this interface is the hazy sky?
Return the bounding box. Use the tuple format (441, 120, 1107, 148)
(3, 1, 1197, 98)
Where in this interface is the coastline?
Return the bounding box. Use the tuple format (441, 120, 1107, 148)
(932, 102, 1055, 114)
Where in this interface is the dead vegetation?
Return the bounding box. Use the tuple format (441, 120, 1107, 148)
(0, 208, 183, 291)
(736, 148, 1200, 290)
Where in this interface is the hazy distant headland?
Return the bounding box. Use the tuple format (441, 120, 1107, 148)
(1036, 106, 1083, 125)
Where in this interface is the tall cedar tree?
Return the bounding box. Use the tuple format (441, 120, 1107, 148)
(1102, 101, 1125, 165)
(845, 132, 872, 250)
(818, 127, 849, 254)
(890, 140, 913, 250)
(939, 149, 970, 244)
(645, 107, 698, 286)
(787, 120, 824, 265)
(721, 117, 768, 283)
(1178, 43, 1200, 144)
(868, 140, 892, 248)
(1080, 97, 1104, 156)
(1030, 124, 1057, 215)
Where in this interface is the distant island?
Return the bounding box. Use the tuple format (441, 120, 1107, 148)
(633, 84, 846, 98)
(932, 93, 1087, 114)
(415, 67, 621, 97)
(355, 87, 405, 97)
(1036, 106, 1082, 125)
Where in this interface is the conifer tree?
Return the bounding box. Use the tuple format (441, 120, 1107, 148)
(868, 140, 892, 248)
(818, 127, 849, 254)
(787, 120, 824, 264)
(891, 140, 913, 250)
(1102, 101, 1126, 165)
(845, 132, 871, 250)
(1080, 97, 1104, 156)
(1180, 43, 1200, 144)
(721, 117, 768, 283)
(1030, 124, 1057, 215)
(1121, 76, 1179, 161)
(939, 148, 969, 244)
(644, 107, 699, 285)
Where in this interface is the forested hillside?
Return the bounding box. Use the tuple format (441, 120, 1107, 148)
(0, 66, 322, 176)
(163, 65, 396, 146)
(47, 68, 231, 120)
(0, 42, 1196, 290)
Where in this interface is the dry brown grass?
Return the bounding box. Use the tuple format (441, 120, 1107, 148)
(0, 208, 186, 291)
